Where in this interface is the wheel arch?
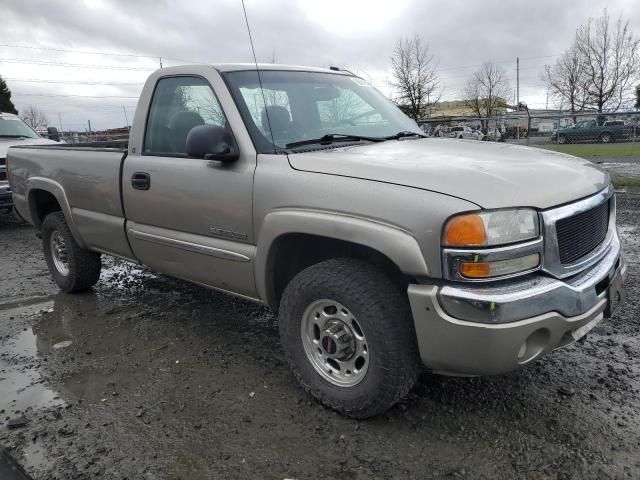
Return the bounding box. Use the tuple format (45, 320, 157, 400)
(255, 210, 430, 310)
(26, 178, 86, 248)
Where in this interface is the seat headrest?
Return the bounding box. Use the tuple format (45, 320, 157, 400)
(168, 111, 205, 152)
(261, 105, 291, 136)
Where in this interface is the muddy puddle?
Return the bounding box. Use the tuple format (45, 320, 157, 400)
(0, 301, 63, 415)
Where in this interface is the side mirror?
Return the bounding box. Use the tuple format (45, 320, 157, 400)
(47, 126, 60, 142)
(186, 125, 239, 163)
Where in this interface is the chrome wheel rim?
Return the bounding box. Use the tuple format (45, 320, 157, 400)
(602, 134, 610, 143)
(50, 230, 69, 276)
(301, 299, 369, 387)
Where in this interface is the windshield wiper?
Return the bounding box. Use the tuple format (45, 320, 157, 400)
(0, 134, 31, 138)
(384, 131, 427, 140)
(286, 133, 386, 149)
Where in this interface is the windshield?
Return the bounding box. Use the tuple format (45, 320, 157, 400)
(223, 70, 423, 153)
(0, 115, 40, 139)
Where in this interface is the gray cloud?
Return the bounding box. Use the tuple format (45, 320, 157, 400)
(1, 0, 638, 130)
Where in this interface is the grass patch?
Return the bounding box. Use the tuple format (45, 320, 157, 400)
(539, 143, 640, 158)
(612, 177, 640, 187)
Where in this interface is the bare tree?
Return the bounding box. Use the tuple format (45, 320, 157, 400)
(463, 62, 510, 123)
(542, 42, 588, 115)
(575, 9, 640, 112)
(390, 35, 441, 120)
(21, 105, 48, 130)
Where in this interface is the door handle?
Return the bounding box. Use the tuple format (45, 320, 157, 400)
(131, 172, 150, 190)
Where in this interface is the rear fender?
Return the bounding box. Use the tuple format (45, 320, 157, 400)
(26, 177, 86, 248)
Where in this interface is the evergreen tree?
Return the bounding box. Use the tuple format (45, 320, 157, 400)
(0, 76, 18, 114)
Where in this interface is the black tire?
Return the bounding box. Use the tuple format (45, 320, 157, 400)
(558, 135, 567, 144)
(600, 133, 612, 144)
(41, 212, 101, 292)
(279, 258, 420, 418)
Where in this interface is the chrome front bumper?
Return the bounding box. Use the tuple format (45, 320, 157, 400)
(407, 231, 626, 376)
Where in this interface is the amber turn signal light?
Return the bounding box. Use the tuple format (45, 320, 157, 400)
(458, 254, 541, 279)
(443, 214, 487, 246)
(459, 262, 491, 278)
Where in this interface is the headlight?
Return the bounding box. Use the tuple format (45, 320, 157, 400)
(442, 209, 542, 281)
(443, 209, 539, 247)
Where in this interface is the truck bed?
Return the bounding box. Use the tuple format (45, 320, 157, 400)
(7, 144, 134, 259)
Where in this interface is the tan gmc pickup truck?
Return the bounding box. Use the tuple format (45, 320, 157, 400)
(7, 64, 626, 418)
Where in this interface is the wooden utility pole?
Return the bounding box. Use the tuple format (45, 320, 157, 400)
(516, 57, 520, 141)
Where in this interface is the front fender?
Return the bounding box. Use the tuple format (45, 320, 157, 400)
(255, 208, 430, 306)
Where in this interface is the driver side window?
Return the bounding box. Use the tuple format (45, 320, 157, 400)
(144, 76, 227, 155)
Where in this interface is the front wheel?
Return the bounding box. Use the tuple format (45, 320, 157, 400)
(558, 135, 567, 144)
(42, 212, 102, 292)
(600, 133, 612, 144)
(279, 258, 420, 418)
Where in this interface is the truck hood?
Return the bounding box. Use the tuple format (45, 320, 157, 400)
(287, 138, 609, 209)
(0, 137, 57, 159)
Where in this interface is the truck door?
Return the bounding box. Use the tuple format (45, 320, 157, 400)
(122, 73, 258, 299)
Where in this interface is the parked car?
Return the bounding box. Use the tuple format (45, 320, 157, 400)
(433, 125, 449, 137)
(8, 64, 626, 418)
(0, 112, 59, 215)
(448, 125, 484, 140)
(551, 119, 626, 144)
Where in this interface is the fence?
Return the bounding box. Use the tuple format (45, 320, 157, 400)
(418, 110, 640, 148)
(60, 132, 129, 149)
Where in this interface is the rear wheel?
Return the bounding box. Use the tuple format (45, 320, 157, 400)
(42, 212, 101, 292)
(600, 133, 612, 143)
(279, 258, 420, 418)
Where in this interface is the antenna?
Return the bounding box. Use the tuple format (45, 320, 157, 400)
(241, 0, 276, 151)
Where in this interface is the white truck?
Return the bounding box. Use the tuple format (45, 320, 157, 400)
(0, 112, 58, 215)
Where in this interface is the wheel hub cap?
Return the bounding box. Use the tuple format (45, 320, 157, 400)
(321, 320, 356, 360)
(301, 299, 369, 387)
(50, 231, 69, 276)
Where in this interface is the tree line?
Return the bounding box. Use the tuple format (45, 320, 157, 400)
(392, 8, 640, 121)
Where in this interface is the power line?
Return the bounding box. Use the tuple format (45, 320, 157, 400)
(5, 78, 144, 86)
(14, 92, 139, 99)
(0, 43, 195, 64)
(0, 58, 155, 71)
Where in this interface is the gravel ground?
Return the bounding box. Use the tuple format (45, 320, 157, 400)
(0, 190, 638, 480)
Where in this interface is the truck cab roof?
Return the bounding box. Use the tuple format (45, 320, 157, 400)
(158, 63, 354, 76)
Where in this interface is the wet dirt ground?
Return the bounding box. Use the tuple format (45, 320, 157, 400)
(0, 193, 638, 480)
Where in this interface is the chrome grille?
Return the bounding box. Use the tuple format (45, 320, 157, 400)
(555, 199, 610, 264)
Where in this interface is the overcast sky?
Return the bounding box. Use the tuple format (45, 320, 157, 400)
(2, 0, 639, 131)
